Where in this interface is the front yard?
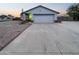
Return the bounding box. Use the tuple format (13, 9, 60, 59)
(1, 21, 79, 54)
(0, 21, 31, 50)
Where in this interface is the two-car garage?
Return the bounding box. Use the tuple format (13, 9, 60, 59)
(33, 14, 55, 23)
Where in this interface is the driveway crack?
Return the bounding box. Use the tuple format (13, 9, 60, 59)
(54, 40, 62, 55)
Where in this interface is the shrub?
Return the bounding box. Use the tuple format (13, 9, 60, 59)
(20, 21, 28, 24)
(13, 17, 21, 21)
(54, 20, 62, 23)
(27, 12, 33, 22)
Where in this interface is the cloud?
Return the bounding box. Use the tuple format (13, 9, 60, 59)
(58, 10, 67, 15)
(0, 3, 70, 17)
(0, 8, 21, 17)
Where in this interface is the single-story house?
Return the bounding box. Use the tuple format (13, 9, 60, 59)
(0, 15, 14, 22)
(20, 5, 59, 23)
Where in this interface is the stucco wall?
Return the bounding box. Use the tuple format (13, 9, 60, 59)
(28, 6, 58, 20)
(21, 6, 58, 21)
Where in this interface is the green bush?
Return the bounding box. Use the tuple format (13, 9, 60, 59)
(20, 21, 28, 24)
(27, 12, 33, 22)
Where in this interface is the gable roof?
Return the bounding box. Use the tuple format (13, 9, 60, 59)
(22, 5, 59, 14)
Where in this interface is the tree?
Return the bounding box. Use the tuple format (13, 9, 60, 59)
(67, 4, 79, 21)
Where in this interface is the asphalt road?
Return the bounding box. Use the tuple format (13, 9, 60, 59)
(1, 22, 79, 55)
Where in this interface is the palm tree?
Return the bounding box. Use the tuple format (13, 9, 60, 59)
(67, 4, 79, 21)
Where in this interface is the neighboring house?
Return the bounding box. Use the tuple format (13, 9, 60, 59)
(8, 15, 14, 20)
(20, 5, 59, 23)
(0, 15, 14, 22)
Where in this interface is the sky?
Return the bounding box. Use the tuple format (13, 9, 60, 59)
(0, 3, 73, 17)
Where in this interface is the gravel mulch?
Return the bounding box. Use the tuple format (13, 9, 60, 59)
(0, 21, 31, 50)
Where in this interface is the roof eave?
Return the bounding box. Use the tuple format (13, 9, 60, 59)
(21, 5, 60, 14)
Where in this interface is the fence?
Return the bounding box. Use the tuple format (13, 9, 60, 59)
(57, 16, 73, 21)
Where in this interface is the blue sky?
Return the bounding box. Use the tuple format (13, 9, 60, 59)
(0, 3, 73, 16)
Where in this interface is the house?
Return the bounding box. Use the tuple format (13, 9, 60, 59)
(0, 15, 14, 22)
(20, 5, 59, 23)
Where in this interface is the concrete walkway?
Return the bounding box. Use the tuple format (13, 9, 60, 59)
(1, 22, 79, 55)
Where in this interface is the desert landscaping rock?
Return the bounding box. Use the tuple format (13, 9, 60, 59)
(0, 21, 31, 50)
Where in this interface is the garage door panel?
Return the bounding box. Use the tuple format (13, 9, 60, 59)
(33, 14, 54, 23)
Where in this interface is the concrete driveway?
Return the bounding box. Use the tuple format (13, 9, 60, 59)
(1, 22, 79, 55)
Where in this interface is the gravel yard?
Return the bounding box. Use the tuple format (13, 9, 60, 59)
(0, 21, 31, 50)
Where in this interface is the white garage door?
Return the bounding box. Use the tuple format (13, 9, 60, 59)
(33, 14, 54, 23)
